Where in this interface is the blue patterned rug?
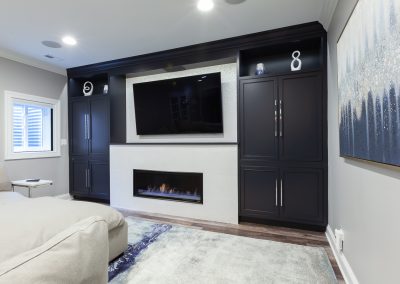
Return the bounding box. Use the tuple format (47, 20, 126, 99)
(108, 217, 337, 284)
(108, 223, 172, 281)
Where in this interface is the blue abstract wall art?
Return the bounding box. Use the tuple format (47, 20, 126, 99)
(338, 0, 400, 166)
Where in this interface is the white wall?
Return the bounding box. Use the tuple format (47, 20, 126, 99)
(110, 145, 238, 224)
(328, 1, 400, 283)
(0, 57, 68, 197)
(126, 63, 237, 143)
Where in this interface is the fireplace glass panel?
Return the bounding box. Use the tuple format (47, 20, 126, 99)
(133, 169, 203, 203)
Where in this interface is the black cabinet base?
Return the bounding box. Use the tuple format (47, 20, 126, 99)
(72, 195, 110, 205)
(239, 216, 327, 232)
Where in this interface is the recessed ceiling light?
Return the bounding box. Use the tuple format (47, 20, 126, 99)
(62, 36, 77, 46)
(197, 0, 214, 12)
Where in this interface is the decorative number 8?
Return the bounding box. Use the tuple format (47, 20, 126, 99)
(291, 50, 302, 71)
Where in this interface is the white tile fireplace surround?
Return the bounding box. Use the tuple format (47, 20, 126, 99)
(110, 145, 238, 224)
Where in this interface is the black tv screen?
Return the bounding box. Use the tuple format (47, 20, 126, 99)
(133, 72, 223, 135)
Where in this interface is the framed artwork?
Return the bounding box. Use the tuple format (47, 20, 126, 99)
(337, 0, 400, 166)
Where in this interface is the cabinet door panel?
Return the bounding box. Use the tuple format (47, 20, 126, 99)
(240, 79, 278, 161)
(240, 166, 279, 219)
(90, 160, 109, 199)
(70, 100, 89, 155)
(280, 168, 323, 224)
(71, 159, 89, 195)
(89, 97, 110, 155)
(279, 73, 322, 161)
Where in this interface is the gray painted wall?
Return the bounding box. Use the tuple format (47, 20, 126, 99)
(328, 1, 400, 283)
(0, 57, 68, 197)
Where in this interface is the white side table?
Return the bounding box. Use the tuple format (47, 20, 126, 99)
(11, 180, 53, 198)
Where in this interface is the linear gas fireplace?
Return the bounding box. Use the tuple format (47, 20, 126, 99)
(133, 169, 203, 204)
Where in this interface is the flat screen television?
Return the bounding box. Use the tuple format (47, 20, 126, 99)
(133, 72, 223, 135)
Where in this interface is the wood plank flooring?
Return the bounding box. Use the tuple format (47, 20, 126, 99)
(118, 209, 344, 283)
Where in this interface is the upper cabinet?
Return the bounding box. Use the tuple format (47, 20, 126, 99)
(240, 78, 278, 161)
(239, 72, 323, 163)
(279, 72, 323, 162)
(69, 96, 110, 157)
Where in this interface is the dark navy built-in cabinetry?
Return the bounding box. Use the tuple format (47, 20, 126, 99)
(238, 34, 327, 229)
(68, 73, 126, 202)
(67, 22, 327, 230)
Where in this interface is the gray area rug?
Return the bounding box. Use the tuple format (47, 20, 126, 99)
(109, 217, 337, 284)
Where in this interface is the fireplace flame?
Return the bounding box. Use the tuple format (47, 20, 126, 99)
(159, 183, 168, 193)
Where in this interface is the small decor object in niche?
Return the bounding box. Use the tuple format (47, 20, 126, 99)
(103, 84, 109, 94)
(290, 50, 302, 71)
(255, 63, 265, 75)
(83, 81, 94, 96)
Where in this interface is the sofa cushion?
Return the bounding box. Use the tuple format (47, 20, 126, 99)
(0, 216, 109, 284)
(0, 193, 125, 263)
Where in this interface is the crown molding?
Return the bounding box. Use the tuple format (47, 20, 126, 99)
(319, 0, 339, 30)
(0, 48, 66, 76)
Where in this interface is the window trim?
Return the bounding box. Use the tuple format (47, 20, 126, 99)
(4, 91, 61, 160)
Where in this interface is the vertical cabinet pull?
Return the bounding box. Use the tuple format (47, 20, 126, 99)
(275, 179, 278, 206)
(87, 168, 91, 190)
(84, 114, 88, 140)
(280, 179, 283, 207)
(85, 168, 88, 188)
(87, 114, 91, 140)
(84, 114, 90, 140)
(85, 168, 91, 189)
(274, 99, 278, 137)
(279, 100, 283, 137)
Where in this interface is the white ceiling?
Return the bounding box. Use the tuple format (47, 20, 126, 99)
(0, 0, 338, 75)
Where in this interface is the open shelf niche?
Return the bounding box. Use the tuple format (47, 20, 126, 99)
(239, 37, 322, 78)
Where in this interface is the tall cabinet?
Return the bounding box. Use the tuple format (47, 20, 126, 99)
(68, 73, 126, 202)
(238, 35, 327, 230)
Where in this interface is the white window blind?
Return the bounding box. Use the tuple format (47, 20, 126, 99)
(12, 102, 52, 153)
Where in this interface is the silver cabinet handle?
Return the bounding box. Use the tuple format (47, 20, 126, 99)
(280, 179, 283, 207)
(279, 100, 283, 137)
(275, 179, 278, 206)
(274, 99, 278, 137)
(85, 168, 88, 188)
(87, 168, 91, 189)
(84, 114, 88, 140)
(87, 113, 91, 140)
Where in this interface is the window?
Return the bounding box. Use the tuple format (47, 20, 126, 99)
(4, 91, 60, 160)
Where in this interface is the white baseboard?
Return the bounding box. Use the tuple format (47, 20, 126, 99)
(326, 225, 359, 284)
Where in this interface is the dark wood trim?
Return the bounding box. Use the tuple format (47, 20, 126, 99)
(67, 22, 325, 77)
(110, 142, 238, 146)
(239, 216, 326, 232)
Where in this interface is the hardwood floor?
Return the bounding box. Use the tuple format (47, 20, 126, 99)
(118, 210, 344, 282)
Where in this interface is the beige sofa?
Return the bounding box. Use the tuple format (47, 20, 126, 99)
(0, 216, 109, 284)
(0, 167, 128, 283)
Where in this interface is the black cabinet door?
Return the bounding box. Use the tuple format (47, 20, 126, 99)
(89, 96, 110, 155)
(89, 160, 110, 199)
(71, 158, 89, 195)
(70, 99, 89, 156)
(240, 166, 280, 219)
(240, 79, 278, 161)
(279, 168, 324, 224)
(279, 73, 323, 161)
